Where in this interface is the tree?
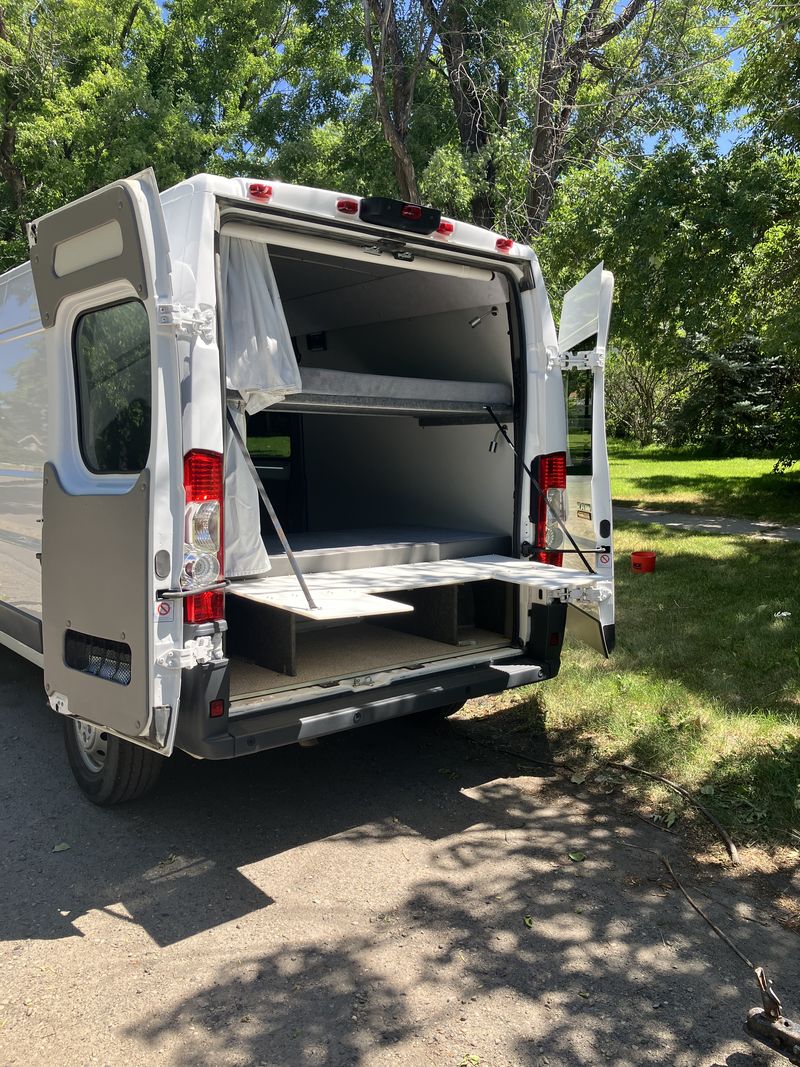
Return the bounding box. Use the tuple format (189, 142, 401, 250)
(351, 0, 734, 235)
(360, 0, 439, 202)
(0, 0, 362, 271)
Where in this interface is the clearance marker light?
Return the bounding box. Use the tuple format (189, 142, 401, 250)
(248, 182, 273, 202)
(336, 198, 359, 215)
(495, 236, 515, 253)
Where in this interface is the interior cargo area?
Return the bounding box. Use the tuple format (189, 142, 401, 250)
(222, 230, 523, 701)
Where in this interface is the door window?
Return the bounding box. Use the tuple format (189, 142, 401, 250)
(564, 368, 593, 475)
(73, 300, 151, 473)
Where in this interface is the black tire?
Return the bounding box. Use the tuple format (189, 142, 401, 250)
(63, 717, 164, 805)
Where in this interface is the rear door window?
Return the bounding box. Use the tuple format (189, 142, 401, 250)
(73, 300, 151, 473)
(564, 368, 593, 475)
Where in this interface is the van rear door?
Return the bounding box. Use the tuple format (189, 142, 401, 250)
(555, 263, 615, 655)
(28, 169, 185, 753)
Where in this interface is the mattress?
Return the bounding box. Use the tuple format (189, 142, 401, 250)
(275, 366, 513, 416)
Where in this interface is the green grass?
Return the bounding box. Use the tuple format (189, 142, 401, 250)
(247, 435, 291, 458)
(609, 441, 800, 525)
(533, 523, 800, 843)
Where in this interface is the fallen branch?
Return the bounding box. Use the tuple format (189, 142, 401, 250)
(606, 760, 739, 864)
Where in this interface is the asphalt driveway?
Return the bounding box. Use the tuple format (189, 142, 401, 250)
(1, 645, 797, 1066)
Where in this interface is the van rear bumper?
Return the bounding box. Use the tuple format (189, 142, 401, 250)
(175, 657, 550, 760)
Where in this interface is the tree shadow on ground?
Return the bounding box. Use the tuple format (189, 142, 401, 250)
(122, 772, 795, 1066)
(613, 469, 800, 525)
(2, 647, 797, 1065)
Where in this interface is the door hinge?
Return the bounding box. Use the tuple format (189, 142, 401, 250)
(156, 302, 215, 344)
(546, 346, 605, 372)
(156, 636, 222, 670)
(543, 582, 612, 606)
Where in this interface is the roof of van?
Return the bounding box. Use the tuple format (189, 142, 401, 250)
(161, 173, 530, 262)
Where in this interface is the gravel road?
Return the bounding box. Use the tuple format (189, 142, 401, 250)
(1, 645, 797, 1067)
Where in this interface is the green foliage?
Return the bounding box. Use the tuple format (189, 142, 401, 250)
(540, 143, 800, 464)
(608, 442, 800, 524)
(732, 0, 800, 151)
(532, 522, 800, 843)
(668, 337, 791, 455)
(0, 0, 795, 463)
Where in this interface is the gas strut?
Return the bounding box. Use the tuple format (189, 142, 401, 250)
(484, 405, 597, 576)
(226, 406, 318, 612)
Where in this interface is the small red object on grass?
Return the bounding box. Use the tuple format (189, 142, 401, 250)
(631, 550, 656, 573)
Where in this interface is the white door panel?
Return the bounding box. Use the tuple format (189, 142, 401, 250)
(29, 170, 184, 752)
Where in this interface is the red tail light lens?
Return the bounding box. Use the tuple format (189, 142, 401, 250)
(186, 589, 224, 625)
(534, 451, 567, 566)
(495, 236, 515, 253)
(248, 182, 272, 202)
(336, 198, 359, 215)
(183, 450, 224, 623)
(184, 450, 223, 503)
(436, 219, 454, 238)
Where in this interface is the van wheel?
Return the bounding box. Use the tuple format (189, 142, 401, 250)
(63, 718, 164, 805)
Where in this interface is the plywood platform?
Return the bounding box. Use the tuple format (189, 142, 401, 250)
(229, 555, 598, 620)
(229, 624, 509, 700)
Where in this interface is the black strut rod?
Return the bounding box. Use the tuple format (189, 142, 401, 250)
(226, 407, 318, 612)
(484, 405, 596, 576)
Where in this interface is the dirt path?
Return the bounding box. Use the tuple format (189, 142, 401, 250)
(613, 506, 800, 542)
(1, 646, 798, 1067)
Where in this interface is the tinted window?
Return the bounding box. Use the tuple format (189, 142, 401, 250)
(74, 301, 151, 473)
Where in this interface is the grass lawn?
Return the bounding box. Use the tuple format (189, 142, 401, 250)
(609, 441, 800, 525)
(466, 523, 800, 846)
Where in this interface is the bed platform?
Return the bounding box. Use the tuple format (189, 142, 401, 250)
(262, 525, 512, 578)
(274, 366, 513, 420)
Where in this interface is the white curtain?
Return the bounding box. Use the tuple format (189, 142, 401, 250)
(221, 236, 301, 579)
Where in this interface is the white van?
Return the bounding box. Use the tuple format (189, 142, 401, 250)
(0, 169, 615, 804)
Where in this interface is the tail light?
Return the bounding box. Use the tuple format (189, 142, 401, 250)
(496, 236, 515, 253)
(533, 451, 567, 566)
(182, 450, 224, 624)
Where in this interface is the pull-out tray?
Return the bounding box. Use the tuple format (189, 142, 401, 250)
(227, 556, 603, 677)
(229, 555, 599, 620)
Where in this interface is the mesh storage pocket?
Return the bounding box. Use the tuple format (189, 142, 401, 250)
(64, 629, 132, 686)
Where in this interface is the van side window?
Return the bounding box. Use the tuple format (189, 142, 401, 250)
(73, 300, 151, 473)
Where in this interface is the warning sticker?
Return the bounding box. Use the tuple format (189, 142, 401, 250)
(156, 600, 174, 622)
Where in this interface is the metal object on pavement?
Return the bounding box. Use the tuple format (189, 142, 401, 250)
(746, 967, 800, 1065)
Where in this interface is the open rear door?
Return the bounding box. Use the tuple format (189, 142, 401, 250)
(557, 263, 615, 655)
(28, 169, 185, 752)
